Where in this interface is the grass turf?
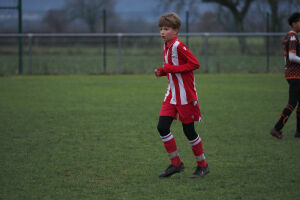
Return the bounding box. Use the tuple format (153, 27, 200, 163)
(0, 74, 299, 199)
(0, 36, 284, 75)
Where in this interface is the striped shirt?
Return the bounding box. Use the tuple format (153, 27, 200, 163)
(159, 37, 200, 105)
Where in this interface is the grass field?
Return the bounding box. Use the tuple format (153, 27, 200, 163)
(0, 74, 299, 200)
(0, 54, 284, 75)
(0, 36, 284, 75)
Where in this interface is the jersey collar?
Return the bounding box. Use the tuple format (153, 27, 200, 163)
(165, 36, 178, 49)
(289, 30, 297, 34)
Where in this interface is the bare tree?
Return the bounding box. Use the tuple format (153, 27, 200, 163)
(65, 0, 115, 33)
(203, 0, 254, 32)
(265, 0, 300, 32)
(158, 0, 254, 52)
(265, 0, 282, 32)
(258, 0, 300, 54)
(157, 0, 198, 13)
(197, 10, 224, 32)
(204, 0, 255, 53)
(157, 0, 203, 25)
(43, 9, 69, 32)
(159, 0, 254, 32)
(216, 5, 235, 32)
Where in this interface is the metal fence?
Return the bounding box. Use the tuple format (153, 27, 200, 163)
(0, 32, 286, 75)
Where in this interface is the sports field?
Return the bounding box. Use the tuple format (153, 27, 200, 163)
(0, 74, 299, 199)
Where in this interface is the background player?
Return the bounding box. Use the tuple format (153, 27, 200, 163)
(270, 12, 300, 139)
(154, 13, 209, 178)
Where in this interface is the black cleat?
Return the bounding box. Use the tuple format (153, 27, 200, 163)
(295, 131, 300, 138)
(270, 128, 283, 139)
(190, 164, 209, 179)
(159, 162, 184, 178)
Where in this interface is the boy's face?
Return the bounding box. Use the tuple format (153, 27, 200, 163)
(293, 20, 300, 32)
(160, 26, 178, 43)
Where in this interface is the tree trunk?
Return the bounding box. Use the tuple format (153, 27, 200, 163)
(235, 14, 247, 54)
(203, 0, 254, 54)
(267, 0, 282, 54)
(268, 0, 282, 32)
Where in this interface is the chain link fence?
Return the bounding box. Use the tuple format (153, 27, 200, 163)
(0, 32, 286, 75)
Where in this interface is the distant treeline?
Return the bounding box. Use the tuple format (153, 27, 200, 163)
(0, 0, 300, 33)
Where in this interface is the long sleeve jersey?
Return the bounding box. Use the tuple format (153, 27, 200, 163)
(158, 37, 200, 105)
(283, 31, 300, 79)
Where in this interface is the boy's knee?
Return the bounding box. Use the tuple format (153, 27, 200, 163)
(288, 99, 298, 108)
(182, 122, 198, 141)
(157, 124, 170, 136)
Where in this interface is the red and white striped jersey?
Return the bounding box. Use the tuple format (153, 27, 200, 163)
(158, 37, 200, 105)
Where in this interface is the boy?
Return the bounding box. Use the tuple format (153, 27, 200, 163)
(154, 13, 209, 178)
(270, 12, 300, 139)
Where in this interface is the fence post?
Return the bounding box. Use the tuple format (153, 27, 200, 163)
(204, 33, 209, 73)
(118, 33, 122, 74)
(28, 33, 33, 74)
(266, 12, 270, 73)
(103, 9, 107, 74)
(18, 0, 23, 74)
(185, 11, 189, 47)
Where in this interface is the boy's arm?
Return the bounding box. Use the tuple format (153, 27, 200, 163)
(289, 52, 300, 64)
(162, 44, 200, 73)
(288, 34, 300, 64)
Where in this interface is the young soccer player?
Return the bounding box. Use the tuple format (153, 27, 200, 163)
(270, 12, 300, 139)
(154, 13, 209, 178)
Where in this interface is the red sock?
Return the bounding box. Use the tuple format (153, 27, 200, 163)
(189, 135, 207, 167)
(161, 132, 181, 166)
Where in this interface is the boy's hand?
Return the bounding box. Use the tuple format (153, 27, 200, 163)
(154, 68, 164, 77)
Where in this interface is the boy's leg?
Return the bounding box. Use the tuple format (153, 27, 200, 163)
(273, 104, 295, 131)
(157, 116, 184, 178)
(176, 101, 209, 177)
(182, 122, 207, 167)
(177, 101, 206, 166)
(272, 80, 298, 138)
(295, 80, 300, 137)
(296, 104, 300, 137)
(157, 116, 182, 166)
(182, 122, 209, 178)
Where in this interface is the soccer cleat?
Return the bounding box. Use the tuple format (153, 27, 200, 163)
(159, 162, 184, 178)
(190, 164, 209, 179)
(270, 128, 283, 139)
(295, 131, 300, 138)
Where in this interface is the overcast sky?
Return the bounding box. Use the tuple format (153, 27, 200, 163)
(23, 0, 159, 13)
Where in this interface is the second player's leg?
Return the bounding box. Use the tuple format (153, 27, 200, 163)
(272, 80, 299, 138)
(296, 102, 300, 137)
(295, 80, 300, 137)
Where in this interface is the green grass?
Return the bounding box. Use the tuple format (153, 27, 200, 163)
(0, 36, 285, 75)
(0, 53, 284, 75)
(1, 74, 299, 200)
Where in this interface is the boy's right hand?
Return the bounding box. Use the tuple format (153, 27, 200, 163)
(154, 68, 162, 77)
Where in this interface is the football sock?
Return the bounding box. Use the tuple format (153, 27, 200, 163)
(182, 122, 207, 167)
(297, 106, 300, 132)
(161, 132, 181, 166)
(274, 104, 295, 131)
(189, 135, 207, 167)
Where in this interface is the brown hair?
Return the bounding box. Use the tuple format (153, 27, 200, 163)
(158, 12, 181, 30)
